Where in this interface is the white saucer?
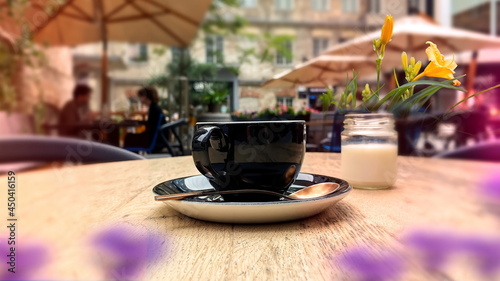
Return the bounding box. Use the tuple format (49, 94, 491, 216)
(153, 173, 351, 224)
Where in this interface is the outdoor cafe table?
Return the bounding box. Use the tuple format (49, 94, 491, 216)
(3, 153, 499, 280)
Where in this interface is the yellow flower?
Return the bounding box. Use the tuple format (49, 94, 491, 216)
(414, 41, 459, 82)
(380, 15, 394, 45)
(401, 51, 422, 82)
(401, 52, 408, 70)
(425, 41, 457, 70)
(373, 15, 394, 59)
(362, 83, 372, 101)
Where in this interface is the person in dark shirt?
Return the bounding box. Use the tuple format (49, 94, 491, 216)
(124, 87, 166, 151)
(58, 84, 92, 137)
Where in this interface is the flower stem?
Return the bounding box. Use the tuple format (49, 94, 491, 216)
(376, 58, 382, 93)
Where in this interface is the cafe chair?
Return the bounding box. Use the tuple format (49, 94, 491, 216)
(124, 114, 165, 154)
(158, 119, 188, 157)
(0, 135, 145, 164)
(434, 140, 500, 162)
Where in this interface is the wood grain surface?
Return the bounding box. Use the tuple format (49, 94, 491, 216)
(1, 153, 499, 280)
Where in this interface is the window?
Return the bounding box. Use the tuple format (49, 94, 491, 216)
(342, 0, 358, 13)
(205, 35, 224, 64)
(275, 0, 293, 11)
(241, 0, 257, 7)
(312, 37, 329, 57)
(367, 0, 380, 14)
(275, 40, 293, 66)
(408, 0, 420, 14)
(311, 0, 328, 11)
(277, 97, 294, 107)
(129, 44, 148, 62)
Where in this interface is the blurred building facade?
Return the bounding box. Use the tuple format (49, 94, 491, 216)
(71, 0, 430, 113)
(221, 0, 418, 111)
(453, 0, 499, 35)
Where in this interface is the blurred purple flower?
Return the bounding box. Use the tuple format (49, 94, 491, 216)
(337, 246, 405, 281)
(0, 237, 49, 280)
(92, 224, 169, 281)
(459, 235, 500, 277)
(478, 173, 500, 216)
(403, 229, 460, 272)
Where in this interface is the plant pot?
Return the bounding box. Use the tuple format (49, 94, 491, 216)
(197, 113, 232, 122)
(254, 114, 277, 121)
(207, 103, 221, 113)
(295, 113, 311, 122)
(231, 115, 254, 121)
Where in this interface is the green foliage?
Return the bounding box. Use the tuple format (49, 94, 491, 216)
(167, 47, 193, 77)
(370, 76, 465, 111)
(150, 49, 218, 85)
(320, 87, 336, 110)
(147, 74, 170, 88)
(0, 1, 49, 112)
(0, 44, 18, 111)
(148, 0, 297, 113)
(321, 72, 358, 111)
(187, 63, 218, 80)
(256, 104, 295, 117)
(198, 83, 229, 105)
(149, 55, 227, 106)
(253, 33, 295, 63)
(202, 0, 247, 35)
(233, 105, 318, 120)
(151, 0, 296, 84)
(320, 71, 467, 117)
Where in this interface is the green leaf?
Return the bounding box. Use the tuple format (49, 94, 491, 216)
(390, 85, 442, 117)
(320, 88, 334, 111)
(447, 83, 500, 113)
(372, 86, 407, 111)
(350, 71, 358, 109)
(393, 68, 400, 88)
(340, 72, 359, 110)
(372, 78, 465, 111)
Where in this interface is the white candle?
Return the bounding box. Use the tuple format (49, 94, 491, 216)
(341, 143, 398, 189)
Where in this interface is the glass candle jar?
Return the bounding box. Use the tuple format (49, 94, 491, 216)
(341, 113, 398, 189)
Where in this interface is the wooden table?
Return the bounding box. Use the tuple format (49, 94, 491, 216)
(2, 154, 499, 280)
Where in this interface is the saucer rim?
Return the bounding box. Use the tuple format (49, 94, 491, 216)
(152, 172, 352, 206)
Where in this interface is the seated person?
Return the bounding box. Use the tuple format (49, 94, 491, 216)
(124, 87, 166, 151)
(58, 84, 92, 138)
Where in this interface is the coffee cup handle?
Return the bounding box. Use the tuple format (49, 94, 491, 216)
(192, 126, 229, 181)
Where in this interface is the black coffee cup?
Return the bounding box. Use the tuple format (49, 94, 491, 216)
(192, 121, 306, 201)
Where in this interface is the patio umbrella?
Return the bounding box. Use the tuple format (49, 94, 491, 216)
(455, 48, 500, 64)
(0, 0, 212, 105)
(322, 14, 500, 95)
(323, 14, 500, 62)
(262, 55, 378, 88)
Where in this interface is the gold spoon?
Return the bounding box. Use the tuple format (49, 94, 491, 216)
(154, 182, 340, 201)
